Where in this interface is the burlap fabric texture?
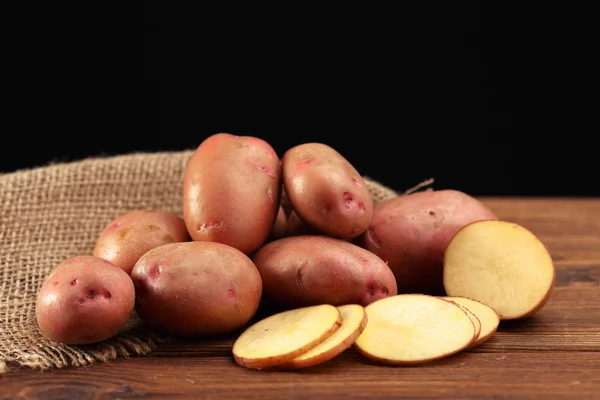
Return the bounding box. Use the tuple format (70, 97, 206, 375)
(0, 150, 401, 374)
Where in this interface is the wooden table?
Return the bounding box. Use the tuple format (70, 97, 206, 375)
(2, 197, 599, 399)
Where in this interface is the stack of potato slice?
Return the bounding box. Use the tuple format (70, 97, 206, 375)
(233, 294, 500, 369)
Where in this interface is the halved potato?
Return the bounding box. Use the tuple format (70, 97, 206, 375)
(443, 296, 500, 347)
(443, 220, 556, 320)
(354, 294, 476, 365)
(232, 304, 342, 369)
(280, 304, 368, 369)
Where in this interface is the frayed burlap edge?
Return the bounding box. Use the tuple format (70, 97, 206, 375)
(0, 317, 171, 374)
(0, 149, 433, 374)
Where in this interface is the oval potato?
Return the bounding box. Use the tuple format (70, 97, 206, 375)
(282, 143, 373, 239)
(182, 133, 282, 255)
(252, 235, 397, 309)
(131, 241, 263, 336)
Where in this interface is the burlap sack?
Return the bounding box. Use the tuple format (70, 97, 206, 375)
(0, 150, 403, 374)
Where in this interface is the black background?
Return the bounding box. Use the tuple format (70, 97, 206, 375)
(1, 3, 594, 196)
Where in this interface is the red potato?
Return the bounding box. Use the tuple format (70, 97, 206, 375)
(356, 189, 497, 295)
(93, 209, 190, 274)
(182, 133, 282, 255)
(282, 143, 373, 239)
(267, 205, 288, 242)
(131, 241, 263, 336)
(252, 235, 397, 309)
(36, 256, 135, 345)
(285, 210, 320, 237)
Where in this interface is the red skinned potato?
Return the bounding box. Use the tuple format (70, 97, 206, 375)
(252, 235, 397, 309)
(286, 210, 320, 237)
(131, 241, 263, 336)
(36, 256, 135, 345)
(267, 205, 288, 242)
(356, 189, 497, 295)
(282, 143, 373, 239)
(93, 209, 190, 274)
(182, 133, 282, 255)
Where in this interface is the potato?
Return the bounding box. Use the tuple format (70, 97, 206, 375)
(35, 255, 135, 345)
(93, 209, 190, 274)
(443, 220, 555, 320)
(182, 133, 282, 255)
(445, 301, 482, 347)
(232, 304, 342, 369)
(354, 294, 476, 365)
(285, 210, 320, 237)
(356, 189, 497, 295)
(282, 142, 373, 239)
(267, 205, 288, 242)
(131, 241, 263, 336)
(252, 235, 397, 309)
(442, 296, 499, 347)
(279, 304, 368, 369)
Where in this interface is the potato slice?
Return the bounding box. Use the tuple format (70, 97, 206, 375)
(232, 304, 342, 369)
(280, 304, 368, 369)
(443, 296, 500, 347)
(444, 299, 482, 347)
(354, 294, 476, 365)
(443, 220, 556, 320)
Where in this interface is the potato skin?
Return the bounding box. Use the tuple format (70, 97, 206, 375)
(131, 241, 263, 336)
(267, 205, 288, 242)
(285, 210, 320, 237)
(356, 190, 498, 295)
(182, 133, 282, 255)
(35, 256, 135, 345)
(93, 210, 190, 274)
(252, 235, 397, 309)
(282, 143, 373, 239)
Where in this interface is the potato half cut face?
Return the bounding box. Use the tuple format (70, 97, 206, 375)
(443, 220, 555, 320)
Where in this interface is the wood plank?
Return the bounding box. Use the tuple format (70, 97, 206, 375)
(480, 197, 600, 240)
(3, 352, 598, 399)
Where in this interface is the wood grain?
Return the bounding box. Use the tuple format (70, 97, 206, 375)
(3, 351, 599, 400)
(1, 197, 599, 400)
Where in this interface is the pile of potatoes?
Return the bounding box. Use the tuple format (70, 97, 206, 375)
(35, 133, 556, 368)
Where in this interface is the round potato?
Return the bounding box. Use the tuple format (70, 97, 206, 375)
(252, 235, 397, 309)
(131, 241, 263, 336)
(36, 255, 135, 345)
(282, 142, 373, 239)
(93, 209, 190, 274)
(182, 133, 282, 255)
(356, 189, 497, 295)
